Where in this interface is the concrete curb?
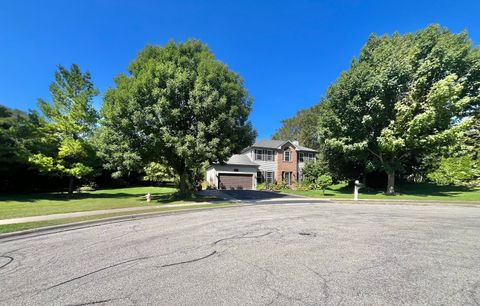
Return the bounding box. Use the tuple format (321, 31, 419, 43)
(332, 199, 480, 206)
(0, 203, 240, 242)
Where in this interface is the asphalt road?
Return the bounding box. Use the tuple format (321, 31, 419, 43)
(1, 202, 480, 305)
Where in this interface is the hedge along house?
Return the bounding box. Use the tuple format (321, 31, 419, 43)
(206, 140, 317, 190)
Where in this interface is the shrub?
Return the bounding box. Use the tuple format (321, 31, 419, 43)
(257, 183, 268, 191)
(427, 156, 479, 186)
(314, 174, 333, 195)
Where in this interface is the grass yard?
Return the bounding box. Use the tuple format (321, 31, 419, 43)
(282, 182, 480, 201)
(0, 186, 218, 220)
(0, 202, 234, 234)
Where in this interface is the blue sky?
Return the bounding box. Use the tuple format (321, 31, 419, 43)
(1, 0, 479, 140)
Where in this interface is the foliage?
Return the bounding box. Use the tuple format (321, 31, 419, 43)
(302, 159, 329, 183)
(0, 105, 60, 192)
(29, 64, 100, 194)
(272, 102, 328, 149)
(317, 25, 480, 194)
(143, 162, 175, 184)
(100, 40, 256, 194)
(314, 174, 333, 194)
(427, 155, 479, 186)
(257, 183, 268, 191)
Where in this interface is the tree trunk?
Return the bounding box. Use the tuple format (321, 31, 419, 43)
(386, 171, 395, 195)
(68, 176, 74, 196)
(179, 171, 188, 195)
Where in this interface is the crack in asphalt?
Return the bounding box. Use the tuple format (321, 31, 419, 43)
(212, 231, 273, 245)
(161, 250, 217, 268)
(160, 251, 217, 268)
(69, 298, 118, 305)
(470, 280, 480, 306)
(0, 255, 14, 269)
(45, 257, 151, 291)
(229, 253, 312, 305)
(303, 264, 330, 305)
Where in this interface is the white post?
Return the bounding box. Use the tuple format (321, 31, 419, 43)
(354, 180, 359, 201)
(146, 193, 152, 203)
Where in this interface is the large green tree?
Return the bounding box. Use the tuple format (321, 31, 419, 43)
(100, 40, 256, 194)
(272, 102, 327, 150)
(319, 25, 479, 194)
(29, 64, 99, 194)
(0, 105, 58, 191)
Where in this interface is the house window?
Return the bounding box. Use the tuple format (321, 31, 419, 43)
(266, 150, 274, 161)
(255, 149, 263, 160)
(299, 152, 304, 162)
(308, 153, 315, 160)
(283, 149, 291, 162)
(257, 171, 264, 184)
(266, 171, 274, 184)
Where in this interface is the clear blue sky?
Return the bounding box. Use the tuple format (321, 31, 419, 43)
(1, 0, 479, 140)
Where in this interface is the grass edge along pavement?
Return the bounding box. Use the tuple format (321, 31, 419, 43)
(0, 186, 221, 220)
(0, 202, 235, 234)
(280, 182, 480, 202)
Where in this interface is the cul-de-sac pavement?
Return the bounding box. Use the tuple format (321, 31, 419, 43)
(1, 197, 480, 305)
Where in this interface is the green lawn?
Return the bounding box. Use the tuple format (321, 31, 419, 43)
(282, 182, 480, 201)
(0, 186, 218, 220)
(0, 203, 234, 234)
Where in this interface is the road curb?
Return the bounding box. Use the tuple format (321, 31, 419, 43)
(0, 203, 240, 242)
(332, 199, 480, 206)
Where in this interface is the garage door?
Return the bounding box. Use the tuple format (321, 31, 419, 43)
(218, 174, 253, 190)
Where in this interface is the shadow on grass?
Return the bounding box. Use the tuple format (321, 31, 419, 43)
(154, 192, 221, 204)
(0, 192, 148, 203)
(0, 189, 176, 203)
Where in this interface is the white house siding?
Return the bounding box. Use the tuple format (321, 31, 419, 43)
(241, 149, 275, 172)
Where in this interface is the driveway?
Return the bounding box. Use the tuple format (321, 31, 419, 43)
(200, 189, 320, 203)
(1, 202, 480, 305)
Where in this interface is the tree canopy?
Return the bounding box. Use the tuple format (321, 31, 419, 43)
(29, 64, 100, 194)
(274, 25, 480, 193)
(100, 40, 256, 193)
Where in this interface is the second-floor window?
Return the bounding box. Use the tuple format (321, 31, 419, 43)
(284, 149, 291, 162)
(255, 149, 263, 160)
(266, 150, 274, 161)
(255, 149, 274, 161)
(299, 152, 315, 162)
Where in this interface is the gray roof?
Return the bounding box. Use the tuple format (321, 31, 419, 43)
(224, 154, 259, 166)
(294, 144, 317, 152)
(244, 140, 317, 152)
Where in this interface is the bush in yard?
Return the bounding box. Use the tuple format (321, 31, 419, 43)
(257, 183, 268, 191)
(302, 160, 329, 183)
(302, 159, 334, 193)
(427, 155, 479, 186)
(313, 174, 333, 195)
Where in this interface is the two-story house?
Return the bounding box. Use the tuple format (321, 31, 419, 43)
(206, 140, 317, 190)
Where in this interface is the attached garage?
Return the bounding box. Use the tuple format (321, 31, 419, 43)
(206, 154, 259, 190)
(218, 173, 253, 190)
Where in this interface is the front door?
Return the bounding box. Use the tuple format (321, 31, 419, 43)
(282, 171, 292, 185)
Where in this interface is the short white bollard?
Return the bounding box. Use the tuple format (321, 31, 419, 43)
(353, 180, 364, 201)
(146, 193, 152, 203)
